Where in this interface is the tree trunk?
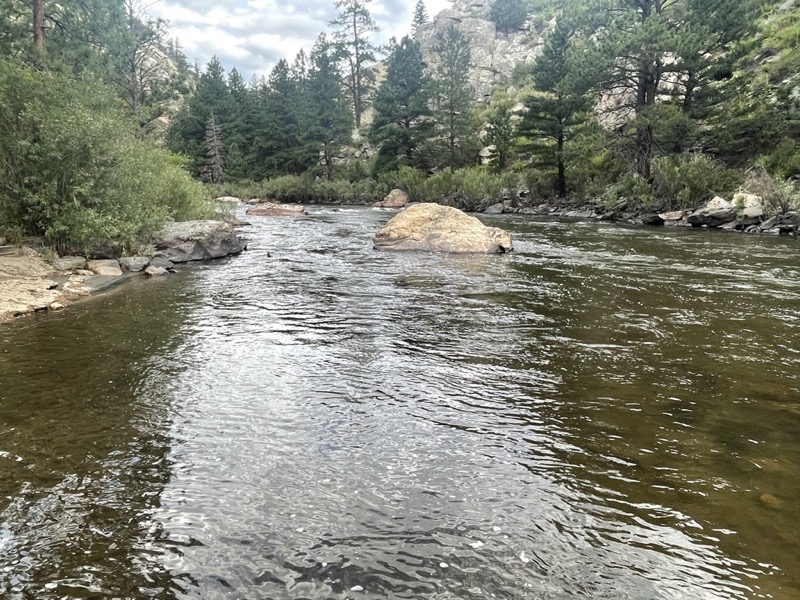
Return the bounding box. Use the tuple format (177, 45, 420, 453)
(33, 0, 45, 56)
(556, 133, 567, 198)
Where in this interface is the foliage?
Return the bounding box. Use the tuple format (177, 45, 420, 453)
(743, 167, 800, 216)
(490, 0, 529, 33)
(651, 153, 741, 210)
(0, 60, 210, 253)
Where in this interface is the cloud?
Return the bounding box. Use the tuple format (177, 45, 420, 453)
(151, 0, 453, 79)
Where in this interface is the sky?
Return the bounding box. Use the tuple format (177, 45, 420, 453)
(149, 0, 454, 79)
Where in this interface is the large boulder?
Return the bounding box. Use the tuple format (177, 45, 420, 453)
(246, 203, 308, 217)
(373, 203, 513, 253)
(687, 198, 737, 228)
(87, 259, 123, 277)
(155, 220, 244, 263)
(373, 189, 409, 209)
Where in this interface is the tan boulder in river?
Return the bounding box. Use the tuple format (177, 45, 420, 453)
(373, 203, 513, 253)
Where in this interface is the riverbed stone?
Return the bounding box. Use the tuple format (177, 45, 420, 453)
(149, 257, 175, 271)
(145, 266, 169, 277)
(485, 202, 505, 214)
(87, 259, 123, 277)
(373, 203, 513, 253)
(659, 210, 685, 222)
(119, 256, 150, 273)
(246, 203, 308, 217)
(215, 196, 242, 204)
(155, 220, 244, 263)
(52, 256, 87, 271)
(374, 189, 409, 209)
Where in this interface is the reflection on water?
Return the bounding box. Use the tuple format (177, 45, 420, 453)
(1, 208, 799, 599)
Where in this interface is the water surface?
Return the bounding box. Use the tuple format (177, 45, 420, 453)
(1, 207, 799, 599)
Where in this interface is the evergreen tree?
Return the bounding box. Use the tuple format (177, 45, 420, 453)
(371, 36, 433, 173)
(490, 0, 528, 33)
(486, 98, 515, 170)
(305, 34, 354, 179)
(167, 56, 234, 176)
(432, 26, 477, 168)
(203, 111, 225, 184)
(518, 18, 588, 197)
(412, 1, 429, 33)
(330, 0, 379, 129)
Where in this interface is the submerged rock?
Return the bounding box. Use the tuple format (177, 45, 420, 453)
(373, 203, 513, 253)
(246, 203, 308, 217)
(155, 220, 244, 263)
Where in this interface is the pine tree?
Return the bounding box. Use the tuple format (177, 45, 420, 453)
(432, 26, 477, 168)
(490, 0, 528, 33)
(305, 34, 354, 179)
(412, 1, 429, 33)
(203, 111, 225, 184)
(167, 56, 234, 176)
(330, 0, 379, 129)
(371, 36, 433, 173)
(486, 99, 515, 170)
(518, 18, 588, 197)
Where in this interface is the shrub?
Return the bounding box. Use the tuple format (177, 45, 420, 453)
(490, 0, 528, 33)
(743, 167, 800, 215)
(0, 60, 210, 254)
(651, 153, 742, 210)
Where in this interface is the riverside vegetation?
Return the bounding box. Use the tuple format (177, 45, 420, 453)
(2, 0, 800, 255)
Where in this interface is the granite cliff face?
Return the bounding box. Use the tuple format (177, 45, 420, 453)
(415, 0, 546, 101)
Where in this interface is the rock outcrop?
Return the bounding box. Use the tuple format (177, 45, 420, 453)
(416, 0, 543, 100)
(0, 251, 63, 322)
(154, 220, 244, 263)
(373, 203, 513, 253)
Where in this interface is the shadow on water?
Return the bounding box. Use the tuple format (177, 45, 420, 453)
(0, 274, 202, 598)
(1, 208, 800, 599)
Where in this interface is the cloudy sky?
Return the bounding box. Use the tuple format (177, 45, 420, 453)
(149, 0, 453, 79)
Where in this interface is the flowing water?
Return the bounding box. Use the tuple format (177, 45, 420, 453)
(1, 207, 799, 600)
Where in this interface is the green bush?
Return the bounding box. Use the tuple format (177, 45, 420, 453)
(0, 60, 211, 254)
(756, 138, 800, 180)
(651, 153, 742, 210)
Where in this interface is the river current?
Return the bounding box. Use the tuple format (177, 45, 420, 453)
(1, 207, 799, 599)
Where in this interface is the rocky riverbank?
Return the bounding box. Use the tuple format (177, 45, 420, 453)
(0, 220, 244, 324)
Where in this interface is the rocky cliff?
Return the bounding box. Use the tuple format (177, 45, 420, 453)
(415, 0, 546, 102)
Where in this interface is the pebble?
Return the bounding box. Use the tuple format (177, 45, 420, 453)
(350, 585, 364, 592)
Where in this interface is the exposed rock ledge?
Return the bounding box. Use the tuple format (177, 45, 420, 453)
(1, 220, 244, 324)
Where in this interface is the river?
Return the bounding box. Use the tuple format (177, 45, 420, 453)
(1, 207, 799, 599)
